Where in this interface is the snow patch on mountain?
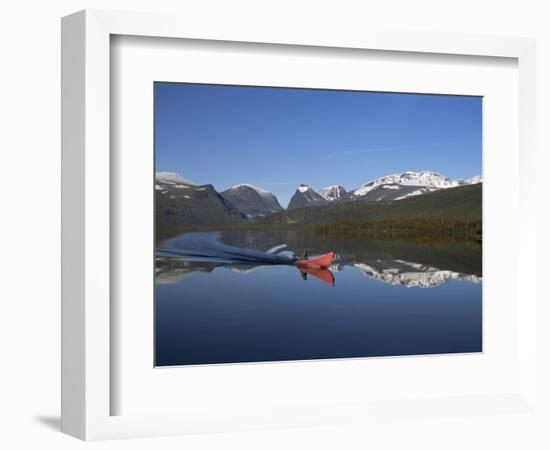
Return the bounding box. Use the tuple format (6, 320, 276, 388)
(355, 171, 452, 196)
(298, 184, 310, 193)
(463, 175, 483, 185)
(394, 189, 426, 200)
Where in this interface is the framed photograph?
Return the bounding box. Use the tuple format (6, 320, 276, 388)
(62, 9, 539, 441)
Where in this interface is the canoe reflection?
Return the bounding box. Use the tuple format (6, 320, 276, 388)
(298, 266, 335, 287)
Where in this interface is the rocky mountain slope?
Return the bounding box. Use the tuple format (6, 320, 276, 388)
(287, 184, 329, 209)
(155, 173, 247, 226)
(319, 185, 347, 201)
(221, 184, 283, 218)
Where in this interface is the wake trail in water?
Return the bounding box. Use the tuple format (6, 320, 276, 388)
(156, 232, 297, 265)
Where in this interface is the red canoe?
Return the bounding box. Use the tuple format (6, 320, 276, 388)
(296, 251, 334, 269)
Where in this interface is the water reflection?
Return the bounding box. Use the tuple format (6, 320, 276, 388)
(156, 229, 482, 288)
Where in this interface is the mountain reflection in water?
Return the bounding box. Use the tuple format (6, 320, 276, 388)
(156, 230, 482, 288)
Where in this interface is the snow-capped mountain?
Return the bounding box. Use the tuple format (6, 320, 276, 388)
(287, 184, 329, 209)
(319, 185, 347, 201)
(344, 171, 482, 202)
(355, 171, 461, 196)
(155, 171, 196, 186)
(221, 184, 283, 218)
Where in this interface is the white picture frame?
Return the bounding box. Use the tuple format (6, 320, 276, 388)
(61, 9, 538, 441)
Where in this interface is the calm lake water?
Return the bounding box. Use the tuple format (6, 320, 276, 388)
(155, 229, 482, 366)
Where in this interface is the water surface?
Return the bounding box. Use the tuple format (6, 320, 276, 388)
(155, 229, 482, 366)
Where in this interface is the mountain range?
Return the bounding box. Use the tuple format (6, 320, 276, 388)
(258, 183, 482, 227)
(155, 170, 482, 227)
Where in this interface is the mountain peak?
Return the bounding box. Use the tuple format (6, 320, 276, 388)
(229, 183, 272, 196)
(288, 184, 329, 209)
(319, 185, 347, 201)
(221, 184, 283, 218)
(345, 171, 482, 202)
(355, 171, 456, 197)
(156, 172, 195, 185)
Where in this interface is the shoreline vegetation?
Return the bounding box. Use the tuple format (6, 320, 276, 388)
(313, 218, 482, 242)
(156, 218, 482, 245)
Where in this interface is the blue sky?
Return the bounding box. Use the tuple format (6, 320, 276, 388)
(155, 83, 482, 207)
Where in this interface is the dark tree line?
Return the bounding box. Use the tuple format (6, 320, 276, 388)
(313, 218, 482, 243)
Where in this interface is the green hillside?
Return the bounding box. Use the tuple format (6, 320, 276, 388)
(256, 183, 482, 240)
(258, 183, 481, 225)
(368, 183, 482, 220)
